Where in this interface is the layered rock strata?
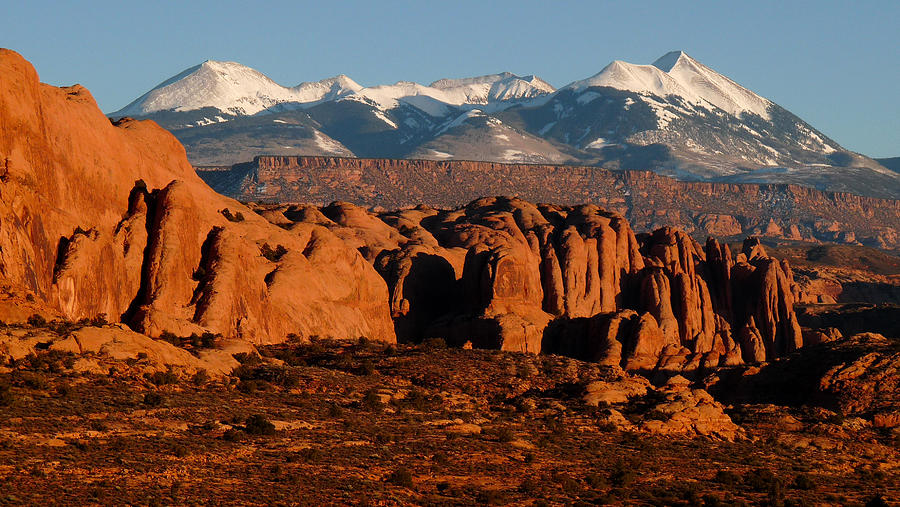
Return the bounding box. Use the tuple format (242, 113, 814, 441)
(200, 155, 900, 251)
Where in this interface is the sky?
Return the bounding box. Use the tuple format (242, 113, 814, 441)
(5, 0, 899, 157)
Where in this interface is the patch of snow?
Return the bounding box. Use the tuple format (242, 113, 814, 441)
(273, 119, 288, 124)
(313, 131, 348, 155)
(538, 121, 556, 135)
(435, 109, 484, 136)
(501, 149, 526, 162)
(585, 137, 610, 150)
(577, 91, 602, 104)
(426, 149, 453, 159)
(372, 110, 398, 129)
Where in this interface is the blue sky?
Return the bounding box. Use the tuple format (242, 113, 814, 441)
(6, 0, 899, 157)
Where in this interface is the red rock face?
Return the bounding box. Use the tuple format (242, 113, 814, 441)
(267, 196, 806, 371)
(0, 50, 395, 344)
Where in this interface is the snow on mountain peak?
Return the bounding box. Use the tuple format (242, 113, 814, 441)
(565, 51, 772, 119)
(114, 61, 362, 117)
(652, 51, 771, 118)
(429, 72, 555, 104)
(651, 50, 689, 72)
(566, 59, 699, 102)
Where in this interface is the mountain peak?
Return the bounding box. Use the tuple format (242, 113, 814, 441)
(651, 50, 691, 72)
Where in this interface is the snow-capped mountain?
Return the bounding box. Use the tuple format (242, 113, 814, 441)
(116, 60, 362, 118)
(430, 72, 555, 104)
(110, 51, 900, 198)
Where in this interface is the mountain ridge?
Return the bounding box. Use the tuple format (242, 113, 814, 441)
(110, 51, 900, 198)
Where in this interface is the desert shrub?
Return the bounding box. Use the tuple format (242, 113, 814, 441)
(397, 389, 441, 411)
(585, 472, 607, 489)
(220, 208, 244, 222)
(222, 428, 243, 442)
(200, 332, 217, 348)
(792, 473, 816, 490)
(260, 243, 288, 262)
(327, 403, 344, 418)
(143, 392, 164, 407)
(0, 382, 15, 407)
(158, 330, 180, 346)
(386, 467, 413, 488)
(20, 372, 48, 390)
(609, 459, 636, 487)
(26, 314, 46, 327)
(476, 489, 508, 504)
(232, 352, 262, 366)
(237, 379, 264, 394)
(90, 313, 108, 327)
(519, 477, 542, 495)
(191, 369, 209, 386)
(553, 473, 580, 494)
(866, 495, 890, 507)
(244, 414, 276, 435)
(296, 447, 322, 462)
(714, 470, 742, 486)
(746, 468, 782, 492)
(22, 350, 76, 373)
(419, 337, 446, 350)
(360, 359, 377, 376)
(494, 427, 516, 443)
(362, 389, 384, 411)
(146, 369, 178, 386)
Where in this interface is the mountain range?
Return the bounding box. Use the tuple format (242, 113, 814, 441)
(111, 51, 900, 199)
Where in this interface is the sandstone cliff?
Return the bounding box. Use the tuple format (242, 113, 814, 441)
(199, 156, 900, 251)
(0, 50, 394, 343)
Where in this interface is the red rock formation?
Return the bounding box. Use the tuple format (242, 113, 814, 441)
(0, 50, 394, 344)
(0, 51, 811, 369)
(268, 197, 806, 371)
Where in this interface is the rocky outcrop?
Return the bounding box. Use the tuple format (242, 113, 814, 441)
(583, 374, 743, 441)
(258, 196, 806, 371)
(0, 50, 394, 344)
(202, 155, 900, 251)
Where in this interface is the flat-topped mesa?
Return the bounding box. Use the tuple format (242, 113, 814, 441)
(0, 49, 395, 344)
(206, 155, 900, 251)
(259, 196, 805, 372)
